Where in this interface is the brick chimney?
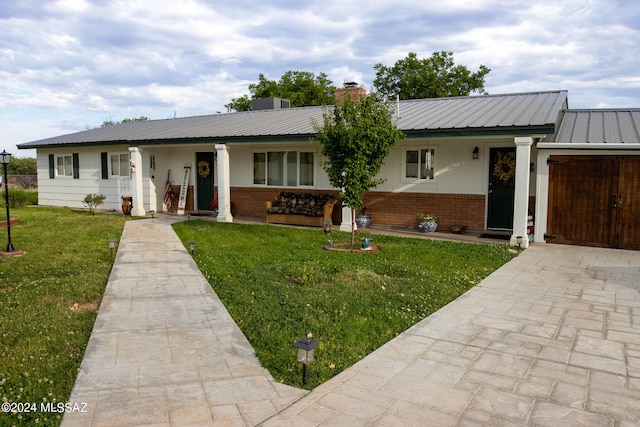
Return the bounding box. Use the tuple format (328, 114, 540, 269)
(335, 82, 366, 105)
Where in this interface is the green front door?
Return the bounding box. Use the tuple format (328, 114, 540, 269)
(487, 147, 516, 230)
(196, 152, 215, 211)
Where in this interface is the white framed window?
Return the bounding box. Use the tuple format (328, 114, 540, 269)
(404, 148, 435, 180)
(56, 155, 74, 177)
(110, 153, 130, 177)
(50, 153, 78, 179)
(253, 151, 315, 187)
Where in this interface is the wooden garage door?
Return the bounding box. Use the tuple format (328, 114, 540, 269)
(547, 155, 640, 249)
(618, 156, 640, 249)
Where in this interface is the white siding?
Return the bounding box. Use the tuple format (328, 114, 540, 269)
(38, 146, 132, 210)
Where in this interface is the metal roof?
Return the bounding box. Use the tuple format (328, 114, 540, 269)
(553, 109, 640, 144)
(18, 90, 568, 149)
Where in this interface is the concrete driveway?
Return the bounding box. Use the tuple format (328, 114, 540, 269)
(263, 244, 640, 426)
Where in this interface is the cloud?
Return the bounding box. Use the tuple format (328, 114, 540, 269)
(2, 0, 640, 154)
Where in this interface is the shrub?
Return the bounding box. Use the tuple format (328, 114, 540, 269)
(82, 193, 106, 213)
(0, 188, 38, 208)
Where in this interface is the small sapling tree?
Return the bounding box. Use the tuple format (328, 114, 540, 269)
(314, 91, 404, 246)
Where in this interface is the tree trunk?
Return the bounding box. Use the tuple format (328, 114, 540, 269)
(351, 209, 356, 247)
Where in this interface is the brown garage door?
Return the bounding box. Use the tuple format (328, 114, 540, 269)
(547, 155, 640, 249)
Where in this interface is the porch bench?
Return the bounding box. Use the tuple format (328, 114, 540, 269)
(266, 192, 337, 227)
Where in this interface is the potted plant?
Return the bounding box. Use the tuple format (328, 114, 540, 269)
(355, 207, 372, 229)
(416, 212, 437, 232)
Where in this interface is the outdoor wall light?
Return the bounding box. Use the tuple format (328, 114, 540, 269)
(472, 146, 479, 159)
(1, 150, 18, 254)
(108, 237, 117, 257)
(293, 334, 318, 385)
(188, 240, 196, 254)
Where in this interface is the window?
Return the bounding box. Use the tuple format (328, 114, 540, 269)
(253, 151, 314, 186)
(57, 155, 73, 177)
(52, 153, 79, 178)
(110, 153, 130, 177)
(405, 148, 434, 180)
(49, 153, 80, 179)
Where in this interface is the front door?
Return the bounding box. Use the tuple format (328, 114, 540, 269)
(196, 152, 215, 211)
(487, 147, 516, 229)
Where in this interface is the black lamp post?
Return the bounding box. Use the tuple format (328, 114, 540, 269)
(1, 150, 17, 253)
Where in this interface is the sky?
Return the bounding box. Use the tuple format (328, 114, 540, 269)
(2, 0, 639, 158)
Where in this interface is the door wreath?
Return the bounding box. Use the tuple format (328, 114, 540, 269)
(493, 155, 516, 182)
(197, 161, 210, 178)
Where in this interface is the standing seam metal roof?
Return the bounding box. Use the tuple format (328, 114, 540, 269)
(18, 91, 568, 149)
(553, 109, 640, 144)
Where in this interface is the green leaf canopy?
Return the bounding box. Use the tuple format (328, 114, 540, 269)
(315, 92, 405, 213)
(373, 51, 490, 100)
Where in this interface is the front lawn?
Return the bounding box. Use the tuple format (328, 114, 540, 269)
(173, 221, 519, 389)
(0, 208, 518, 427)
(0, 208, 128, 427)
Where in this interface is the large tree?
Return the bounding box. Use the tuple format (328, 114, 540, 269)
(373, 51, 490, 100)
(6, 157, 36, 175)
(226, 71, 336, 112)
(314, 92, 405, 246)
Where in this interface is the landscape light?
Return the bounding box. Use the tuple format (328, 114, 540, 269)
(293, 335, 319, 385)
(108, 237, 117, 257)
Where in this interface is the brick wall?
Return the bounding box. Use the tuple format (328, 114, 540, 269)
(335, 86, 367, 105)
(228, 187, 486, 231)
(362, 192, 486, 231)
(230, 187, 342, 223)
(167, 185, 193, 212)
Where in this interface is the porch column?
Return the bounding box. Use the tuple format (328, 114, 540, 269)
(510, 137, 532, 248)
(215, 144, 233, 223)
(339, 204, 355, 232)
(128, 146, 145, 217)
(534, 150, 549, 244)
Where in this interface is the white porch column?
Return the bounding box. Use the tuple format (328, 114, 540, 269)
(534, 150, 550, 244)
(510, 137, 533, 248)
(128, 146, 145, 217)
(215, 144, 233, 223)
(339, 204, 355, 232)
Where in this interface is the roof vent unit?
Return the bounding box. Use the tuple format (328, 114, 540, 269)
(252, 97, 291, 110)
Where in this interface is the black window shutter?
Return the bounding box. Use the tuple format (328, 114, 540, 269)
(101, 152, 108, 179)
(72, 153, 79, 179)
(48, 154, 55, 179)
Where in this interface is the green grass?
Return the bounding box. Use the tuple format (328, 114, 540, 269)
(0, 208, 128, 427)
(173, 221, 520, 389)
(0, 209, 519, 426)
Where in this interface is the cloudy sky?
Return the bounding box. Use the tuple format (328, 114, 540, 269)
(2, 0, 639, 157)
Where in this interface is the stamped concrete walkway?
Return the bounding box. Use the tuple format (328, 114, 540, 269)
(62, 219, 307, 426)
(63, 218, 640, 426)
